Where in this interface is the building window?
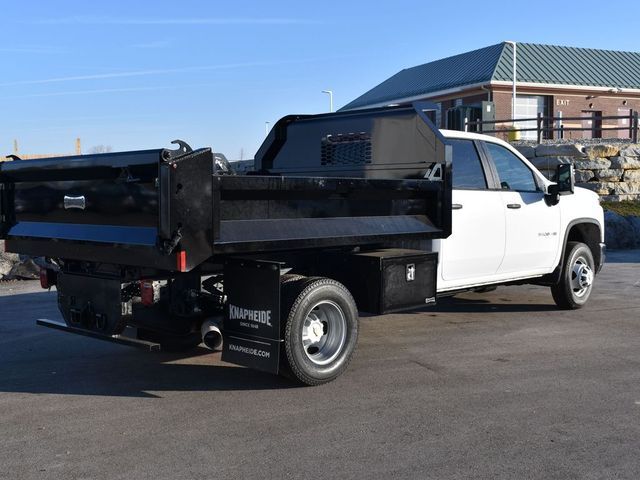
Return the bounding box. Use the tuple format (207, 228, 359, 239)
(514, 95, 549, 140)
(454, 98, 463, 107)
(435, 102, 442, 128)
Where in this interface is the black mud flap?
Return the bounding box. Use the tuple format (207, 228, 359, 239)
(57, 273, 126, 335)
(221, 259, 282, 374)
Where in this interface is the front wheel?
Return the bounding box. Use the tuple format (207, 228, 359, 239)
(551, 241, 595, 310)
(280, 277, 359, 386)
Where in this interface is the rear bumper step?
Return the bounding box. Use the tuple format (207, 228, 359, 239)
(36, 319, 161, 351)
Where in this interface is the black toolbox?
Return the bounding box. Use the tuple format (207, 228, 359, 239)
(324, 249, 437, 314)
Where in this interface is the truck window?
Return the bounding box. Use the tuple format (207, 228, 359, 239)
(485, 142, 538, 192)
(449, 139, 487, 189)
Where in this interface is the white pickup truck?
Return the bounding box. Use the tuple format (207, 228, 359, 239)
(436, 130, 605, 309)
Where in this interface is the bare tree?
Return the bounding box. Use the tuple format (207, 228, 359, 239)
(89, 145, 113, 154)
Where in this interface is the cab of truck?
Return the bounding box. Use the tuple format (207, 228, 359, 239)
(436, 130, 605, 309)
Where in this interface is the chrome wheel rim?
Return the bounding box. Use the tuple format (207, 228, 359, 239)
(301, 300, 347, 366)
(570, 255, 593, 298)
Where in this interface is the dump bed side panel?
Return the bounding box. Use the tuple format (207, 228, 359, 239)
(212, 176, 444, 254)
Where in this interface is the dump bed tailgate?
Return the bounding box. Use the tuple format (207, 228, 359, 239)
(3, 151, 158, 243)
(0, 144, 215, 271)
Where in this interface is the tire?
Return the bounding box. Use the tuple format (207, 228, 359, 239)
(136, 328, 202, 352)
(551, 241, 595, 310)
(280, 277, 359, 386)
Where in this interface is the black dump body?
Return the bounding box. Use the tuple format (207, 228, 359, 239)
(0, 104, 451, 271)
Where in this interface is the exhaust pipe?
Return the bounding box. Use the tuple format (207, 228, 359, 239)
(201, 318, 223, 351)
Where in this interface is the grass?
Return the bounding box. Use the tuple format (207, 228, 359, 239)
(601, 200, 640, 217)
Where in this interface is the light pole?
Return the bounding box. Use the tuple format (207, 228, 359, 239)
(322, 90, 334, 112)
(505, 41, 517, 121)
(265, 121, 270, 138)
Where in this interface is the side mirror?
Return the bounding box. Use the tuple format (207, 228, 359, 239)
(548, 163, 574, 197)
(556, 163, 575, 195)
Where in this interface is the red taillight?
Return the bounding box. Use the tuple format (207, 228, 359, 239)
(177, 250, 187, 272)
(39, 268, 56, 289)
(140, 280, 154, 306)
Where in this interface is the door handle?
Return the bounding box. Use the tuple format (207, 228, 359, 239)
(507, 203, 521, 209)
(452, 203, 463, 210)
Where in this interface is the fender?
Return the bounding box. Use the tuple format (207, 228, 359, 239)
(539, 218, 604, 285)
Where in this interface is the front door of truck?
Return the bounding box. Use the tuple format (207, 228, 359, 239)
(482, 142, 561, 275)
(440, 139, 506, 285)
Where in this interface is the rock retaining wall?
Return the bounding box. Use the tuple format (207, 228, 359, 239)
(514, 143, 640, 202)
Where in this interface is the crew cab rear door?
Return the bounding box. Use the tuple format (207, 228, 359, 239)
(440, 139, 506, 284)
(482, 141, 561, 275)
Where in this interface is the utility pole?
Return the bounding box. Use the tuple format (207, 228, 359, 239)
(322, 90, 334, 112)
(505, 41, 517, 121)
(13, 139, 18, 155)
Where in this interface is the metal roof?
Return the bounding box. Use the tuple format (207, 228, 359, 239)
(493, 43, 640, 88)
(341, 42, 640, 110)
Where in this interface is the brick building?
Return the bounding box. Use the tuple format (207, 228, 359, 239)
(341, 42, 640, 141)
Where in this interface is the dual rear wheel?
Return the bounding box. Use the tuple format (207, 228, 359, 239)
(279, 277, 359, 386)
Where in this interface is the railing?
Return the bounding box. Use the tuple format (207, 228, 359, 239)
(466, 111, 639, 143)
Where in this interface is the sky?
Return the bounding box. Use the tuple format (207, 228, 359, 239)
(2, 0, 639, 159)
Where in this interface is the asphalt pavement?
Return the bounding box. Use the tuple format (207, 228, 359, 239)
(1, 251, 640, 480)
